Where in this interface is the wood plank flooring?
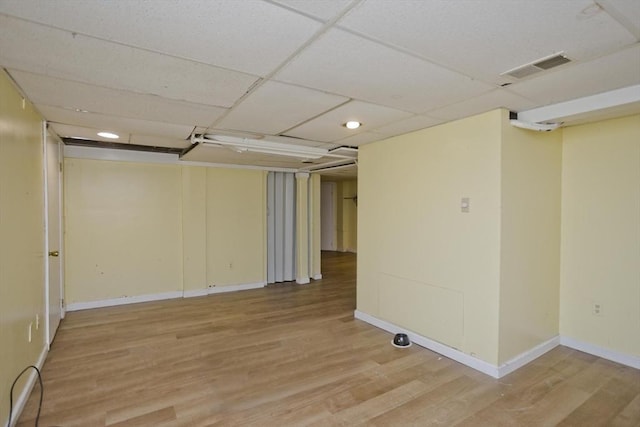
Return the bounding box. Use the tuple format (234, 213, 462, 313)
(18, 252, 640, 426)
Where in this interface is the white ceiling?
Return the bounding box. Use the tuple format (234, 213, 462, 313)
(1, 0, 639, 178)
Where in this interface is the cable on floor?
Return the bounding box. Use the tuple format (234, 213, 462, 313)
(6, 365, 43, 427)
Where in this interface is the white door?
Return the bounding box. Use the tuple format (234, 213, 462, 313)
(45, 128, 63, 346)
(321, 182, 336, 251)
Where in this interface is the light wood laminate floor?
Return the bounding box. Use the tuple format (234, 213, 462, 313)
(19, 252, 640, 426)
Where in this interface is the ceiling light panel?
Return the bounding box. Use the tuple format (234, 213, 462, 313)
(0, 15, 258, 108)
(0, 0, 322, 77)
(216, 81, 348, 134)
(284, 100, 412, 142)
(9, 70, 228, 127)
(508, 44, 640, 105)
(50, 123, 131, 143)
(276, 29, 493, 114)
(39, 105, 194, 139)
(338, 0, 636, 85)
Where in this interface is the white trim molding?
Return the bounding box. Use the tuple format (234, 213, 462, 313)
(9, 346, 48, 427)
(67, 282, 269, 311)
(354, 310, 559, 379)
(498, 336, 560, 378)
(560, 336, 640, 370)
(207, 282, 266, 294)
(66, 291, 183, 311)
(182, 289, 209, 298)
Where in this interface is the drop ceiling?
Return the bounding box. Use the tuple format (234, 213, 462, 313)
(1, 0, 639, 179)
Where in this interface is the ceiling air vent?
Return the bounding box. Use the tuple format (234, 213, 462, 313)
(502, 52, 571, 79)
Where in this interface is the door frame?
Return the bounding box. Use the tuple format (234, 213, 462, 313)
(43, 124, 64, 348)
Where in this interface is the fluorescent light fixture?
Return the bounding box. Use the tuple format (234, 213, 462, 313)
(344, 121, 361, 129)
(192, 134, 329, 160)
(97, 131, 119, 139)
(190, 134, 359, 161)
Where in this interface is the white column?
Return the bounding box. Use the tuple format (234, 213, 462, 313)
(295, 172, 310, 284)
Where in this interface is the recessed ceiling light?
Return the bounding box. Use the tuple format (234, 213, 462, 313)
(344, 121, 361, 130)
(97, 131, 119, 139)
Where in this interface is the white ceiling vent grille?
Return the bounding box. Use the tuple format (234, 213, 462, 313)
(502, 52, 571, 79)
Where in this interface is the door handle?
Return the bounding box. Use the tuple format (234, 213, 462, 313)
(49, 250, 59, 257)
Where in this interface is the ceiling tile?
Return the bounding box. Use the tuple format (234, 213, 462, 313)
(9, 70, 227, 127)
(270, 0, 354, 21)
(284, 100, 412, 142)
(508, 45, 640, 105)
(0, 15, 257, 108)
(0, 0, 321, 77)
(276, 29, 493, 113)
(216, 81, 348, 134)
(599, 0, 640, 38)
(339, 0, 636, 84)
(370, 115, 445, 137)
(334, 132, 386, 147)
(427, 89, 538, 121)
(40, 106, 194, 140)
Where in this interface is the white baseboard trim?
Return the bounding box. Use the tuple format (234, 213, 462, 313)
(183, 289, 208, 298)
(67, 282, 269, 311)
(66, 291, 183, 311)
(560, 336, 640, 370)
(8, 345, 48, 427)
(497, 336, 560, 378)
(207, 281, 266, 294)
(296, 277, 310, 285)
(313, 274, 323, 280)
(354, 310, 561, 378)
(354, 310, 501, 377)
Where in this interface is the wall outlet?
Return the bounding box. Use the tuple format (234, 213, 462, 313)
(28, 322, 33, 343)
(36, 314, 39, 330)
(592, 302, 603, 316)
(461, 197, 470, 213)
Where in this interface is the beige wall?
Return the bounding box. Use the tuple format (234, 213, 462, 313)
(340, 180, 358, 252)
(0, 71, 47, 425)
(358, 110, 503, 364)
(64, 159, 184, 303)
(205, 168, 266, 287)
(325, 179, 358, 253)
(560, 114, 640, 357)
(64, 161, 268, 302)
(182, 166, 207, 292)
(498, 114, 562, 363)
